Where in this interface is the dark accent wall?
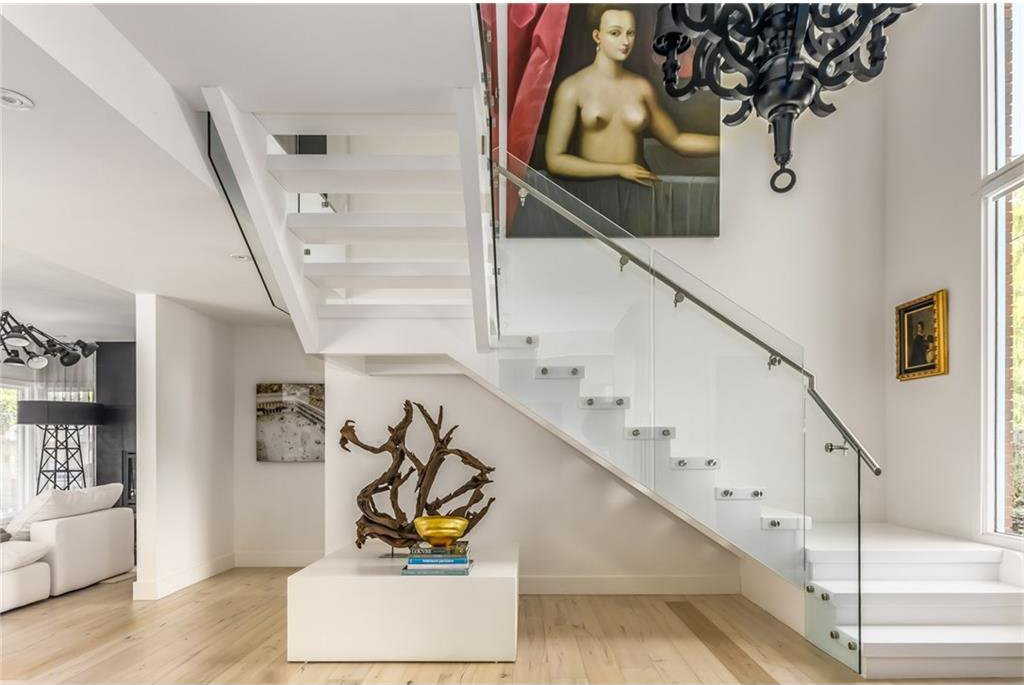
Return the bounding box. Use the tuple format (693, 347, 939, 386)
(95, 342, 136, 507)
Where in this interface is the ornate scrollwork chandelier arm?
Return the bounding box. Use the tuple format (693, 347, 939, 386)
(671, 2, 717, 37)
(713, 4, 757, 41)
(817, 8, 880, 88)
(808, 91, 837, 118)
(659, 36, 704, 100)
(722, 100, 754, 126)
(712, 40, 759, 98)
(852, 24, 889, 82)
(810, 3, 858, 32)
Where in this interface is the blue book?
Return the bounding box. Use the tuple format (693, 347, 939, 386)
(407, 556, 469, 565)
(402, 562, 472, 576)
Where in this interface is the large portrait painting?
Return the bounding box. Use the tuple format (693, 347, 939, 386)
(895, 290, 948, 381)
(256, 383, 325, 462)
(507, 3, 721, 238)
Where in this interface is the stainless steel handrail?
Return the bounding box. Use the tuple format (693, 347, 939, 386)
(496, 165, 882, 477)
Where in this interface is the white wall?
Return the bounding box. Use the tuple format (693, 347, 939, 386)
(882, 5, 992, 543)
(324, 364, 740, 594)
(134, 295, 234, 600)
(233, 326, 325, 566)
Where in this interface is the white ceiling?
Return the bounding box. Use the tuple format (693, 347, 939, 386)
(0, 248, 135, 342)
(98, 4, 481, 113)
(1, 19, 287, 327)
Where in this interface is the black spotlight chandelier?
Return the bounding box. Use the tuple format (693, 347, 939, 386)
(654, 4, 915, 193)
(1, 311, 98, 369)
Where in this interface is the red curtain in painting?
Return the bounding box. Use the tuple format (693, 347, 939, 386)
(506, 4, 569, 167)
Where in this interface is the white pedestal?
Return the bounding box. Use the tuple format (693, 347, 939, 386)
(287, 547, 518, 662)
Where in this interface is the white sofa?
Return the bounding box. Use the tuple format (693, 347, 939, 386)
(0, 562, 50, 613)
(1, 507, 135, 612)
(32, 508, 135, 596)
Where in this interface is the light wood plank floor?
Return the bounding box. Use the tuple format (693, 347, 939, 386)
(0, 567, 1015, 684)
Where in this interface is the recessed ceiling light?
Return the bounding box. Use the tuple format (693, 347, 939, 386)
(0, 89, 34, 111)
(230, 252, 251, 262)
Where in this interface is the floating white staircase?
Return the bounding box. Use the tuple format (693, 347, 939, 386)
(251, 106, 485, 322)
(806, 523, 1024, 678)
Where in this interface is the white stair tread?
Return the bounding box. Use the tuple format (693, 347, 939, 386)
(268, 154, 461, 194)
(760, 506, 812, 530)
(288, 212, 467, 244)
(318, 303, 472, 319)
(305, 262, 470, 289)
(257, 113, 457, 136)
(288, 212, 466, 229)
(842, 625, 1024, 659)
(492, 335, 539, 350)
(269, 154, 460, 172)
(816, 579, 1024, 603)
(842, 624, 1024, 645)
(806, 523, 1007, 563)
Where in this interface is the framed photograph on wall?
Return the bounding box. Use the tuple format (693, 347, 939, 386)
(256, 383, 325, 462)
(895, 290, 948, 381)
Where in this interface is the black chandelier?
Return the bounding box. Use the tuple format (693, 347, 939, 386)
(1, 310, 98, 369)
(654, 4, 915, 193)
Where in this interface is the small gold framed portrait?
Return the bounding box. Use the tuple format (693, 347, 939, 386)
(895, 289, 948, 381)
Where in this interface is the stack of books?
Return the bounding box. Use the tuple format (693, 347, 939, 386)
(402, 541, 472, 576)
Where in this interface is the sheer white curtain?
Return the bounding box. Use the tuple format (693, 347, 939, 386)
(0, 357, 97, 521)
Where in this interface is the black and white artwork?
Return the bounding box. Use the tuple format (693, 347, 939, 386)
(256, 383, 325, 462)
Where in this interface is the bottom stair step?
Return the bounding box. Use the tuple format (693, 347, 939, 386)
(845, 624, 1024, 679)
(841, 624, 1024, 658)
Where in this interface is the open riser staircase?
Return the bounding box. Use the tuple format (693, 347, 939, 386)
(206, 84, 1024, 679)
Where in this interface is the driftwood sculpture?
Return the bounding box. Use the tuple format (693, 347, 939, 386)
(339, 401, 495, 548)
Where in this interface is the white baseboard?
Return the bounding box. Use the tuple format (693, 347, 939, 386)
(235, 550, 323, 567)
(520, 573, 739, 595)
(133, 552, 235, 600)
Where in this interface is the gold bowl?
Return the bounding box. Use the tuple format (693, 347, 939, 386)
(413, 515, 469, 547)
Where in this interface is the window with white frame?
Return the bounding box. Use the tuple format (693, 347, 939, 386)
(0, 363, 97, 522)
(989, 4, 1024, 536)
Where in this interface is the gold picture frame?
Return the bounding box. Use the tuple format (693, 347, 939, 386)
(895, 289, 948, 381)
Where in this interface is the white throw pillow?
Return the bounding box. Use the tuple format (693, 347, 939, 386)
(0, 540, 49, 572)
(5, 483, 123, 541)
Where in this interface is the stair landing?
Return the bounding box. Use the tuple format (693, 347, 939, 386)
(807, 522, 1010, 562)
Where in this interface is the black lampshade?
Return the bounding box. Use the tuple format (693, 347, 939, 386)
(76, 340, 99, 358)
(17, 401, 104, 426)
(3, 350, 25, 367)
(60, 350, 81, 367)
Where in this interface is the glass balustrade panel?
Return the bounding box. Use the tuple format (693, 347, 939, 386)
(650, 251, 806, 586)
(493, 155, 655, 485)
(804, 397, 863, 673)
